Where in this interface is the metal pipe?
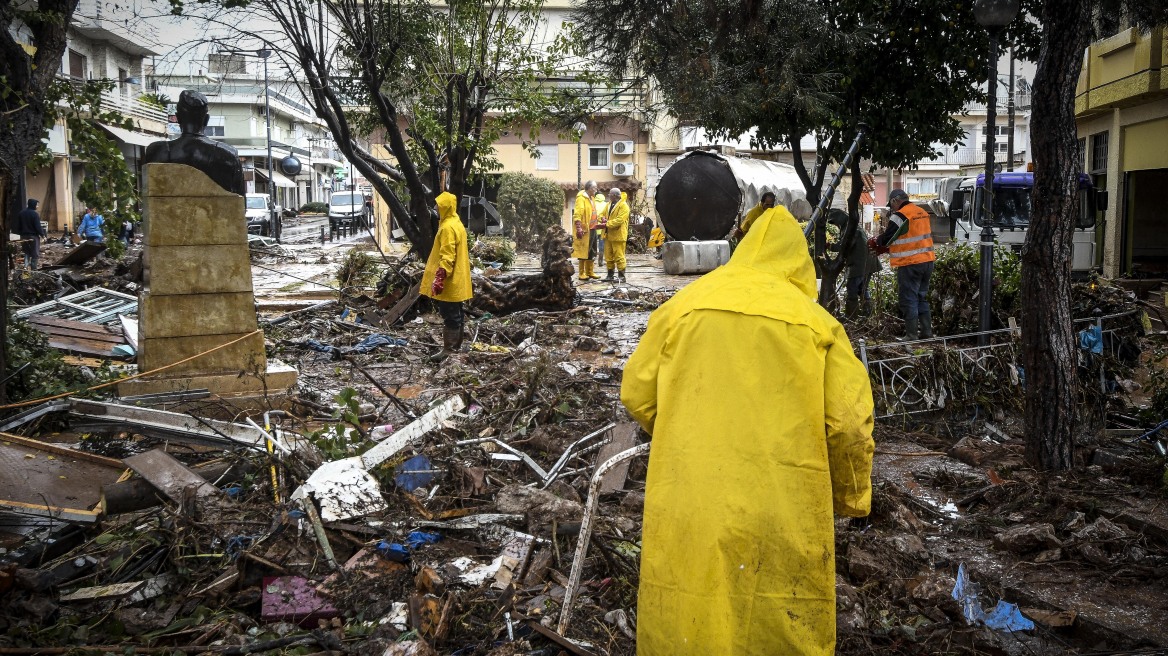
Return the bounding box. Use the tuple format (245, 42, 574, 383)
(803, 123, 868, 239)
(558, 442, 651, 635)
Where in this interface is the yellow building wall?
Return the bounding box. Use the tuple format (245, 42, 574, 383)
(1123, 116, 1168, 171)
(1077, 27, 1166, 116)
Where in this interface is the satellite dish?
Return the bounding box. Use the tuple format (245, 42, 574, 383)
(280, 155, 302, 176)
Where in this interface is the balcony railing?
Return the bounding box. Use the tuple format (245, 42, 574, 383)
(99, 90, 168, 131)
(965, 92, 1032, 112)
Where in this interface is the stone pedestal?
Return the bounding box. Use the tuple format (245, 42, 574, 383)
(118, 163, 297, 398)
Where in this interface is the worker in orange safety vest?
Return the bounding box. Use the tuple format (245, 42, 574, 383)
(869, 188, 935, 340)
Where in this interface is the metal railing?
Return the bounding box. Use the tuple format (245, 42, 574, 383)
(99, 89, 168, 128)
(859, 311, 1138, 420)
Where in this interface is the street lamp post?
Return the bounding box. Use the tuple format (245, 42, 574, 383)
(973, 0, 1020, 346)
(257, 49, 277, 241)
(573, 121, 587, 193)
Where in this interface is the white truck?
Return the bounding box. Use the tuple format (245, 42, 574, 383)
(936, 172, 1105, 274)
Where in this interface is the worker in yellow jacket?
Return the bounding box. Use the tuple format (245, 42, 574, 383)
(571, 181, 600, 280)
(601, 187, 629, 282)
(621, 205, 875, 655)
(736, 190, 776, 238)
(594, 191, 608, 270)
(420, 192, 472, 362)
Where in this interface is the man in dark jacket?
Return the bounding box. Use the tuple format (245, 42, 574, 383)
(828, 209, 879, 318)
(16, 198, 46, 271)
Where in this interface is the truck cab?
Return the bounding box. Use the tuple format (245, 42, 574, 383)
(944, 172, 1104, 274)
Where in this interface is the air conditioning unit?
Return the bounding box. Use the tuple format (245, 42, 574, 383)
(612, 162, 635, 177)
(612, 140, 635, 155)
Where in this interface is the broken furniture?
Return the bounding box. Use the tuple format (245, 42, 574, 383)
(119, 163, 297, 398)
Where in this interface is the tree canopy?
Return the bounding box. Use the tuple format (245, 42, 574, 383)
(202, 0, 609, 257)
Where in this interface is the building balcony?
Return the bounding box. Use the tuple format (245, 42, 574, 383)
(72, 0, 160, 56)
(1076, 26, 1167, 118)
(99, 89, 168, 134)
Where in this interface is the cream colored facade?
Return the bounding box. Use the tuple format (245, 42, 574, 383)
(1075, 26, 1168, 278)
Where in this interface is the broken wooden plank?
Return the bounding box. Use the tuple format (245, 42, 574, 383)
(0, 499, 102, 523)
(43, 335, 126, 358)
(361, 396, 466, 469)
(71, 399, 267, 450)
(594, 422, 638, 495)
(59, 580, 144, 602)
(123, 449, 222, 504)
(26, 315, 124, 338)
(0, 433, 124, 468)
(375, 282, 421, 327)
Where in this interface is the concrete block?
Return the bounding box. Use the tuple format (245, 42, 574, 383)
(140, 292, 258, 339)
(662, 240, 731, 274)
(143, 245, 254, 295)
(143, 163, 239, 199)
(117, 361, 298, 399)
(139, 332, 267, 375)
(144, 196, 247, 247)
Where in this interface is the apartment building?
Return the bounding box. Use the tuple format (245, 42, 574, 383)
(1076, 26, 1168, 278)
(11, 0, 167, 231)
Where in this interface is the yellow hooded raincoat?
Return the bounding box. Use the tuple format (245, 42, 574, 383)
(420, 192, 472, 303)
(621, 205, 875, 656)
(571, 190, 596, 259)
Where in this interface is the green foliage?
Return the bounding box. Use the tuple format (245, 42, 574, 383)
(309, 388, 369, 461)
(574, 0, 1035, 174)
(471, 236, 517, 269)
(44, 79, 139, 259)
(137, 92, 170, 109)
(496, 172, 565, 250)
(300, 201, 329, 214)
(335, 248, 380, 290)
(4, 316, 116, 402)
(867, 243, 1022, 336)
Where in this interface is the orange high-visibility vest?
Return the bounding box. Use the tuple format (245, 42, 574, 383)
(888, 203, 935, 267)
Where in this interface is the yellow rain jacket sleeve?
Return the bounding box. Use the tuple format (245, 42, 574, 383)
(420, 192, 472, 302)
(604, 198, 629, 242)
(571, 190, 593, 259)
(621, 205, 874, 656)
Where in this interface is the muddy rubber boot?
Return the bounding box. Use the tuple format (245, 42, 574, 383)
(577, 260, 589, 281)
(901, 316, 919, 341)
(919, 311, 933, 339)
(605, 269, 615, 282)
(429, 327, 460, 363)
(588, 260, 601, 280)
(844, 295, 858, 320)
(617, 270, 626, 283)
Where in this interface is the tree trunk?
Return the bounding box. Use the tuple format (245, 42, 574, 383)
(1021, 0, 1091, 470)
(469, 227, 575, 315)
(0, 173, 10, 404)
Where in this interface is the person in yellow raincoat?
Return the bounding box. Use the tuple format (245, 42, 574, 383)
(621, 205, 875, 655)
(601, 187, 629, 282)
(420, 192, 472, 362)
(571, 181, 600, 280)
(594, 191, 608, 270)
(735, 190, 776, 238)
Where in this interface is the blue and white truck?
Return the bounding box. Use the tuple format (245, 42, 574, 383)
(939, 172, 1105, 274)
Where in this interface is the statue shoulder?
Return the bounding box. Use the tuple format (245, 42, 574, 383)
(144, 140, 168, 162)
(211, 141, 241, 161)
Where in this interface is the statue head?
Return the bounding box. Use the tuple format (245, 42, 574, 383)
(175, 90, 211, 136)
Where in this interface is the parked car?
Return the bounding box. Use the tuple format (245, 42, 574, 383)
(245, 193, 281, 238)
(328, 192, 369, 230)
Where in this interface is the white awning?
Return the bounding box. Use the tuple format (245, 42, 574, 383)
(97, 122, 159, 148)
(255, 168, 296, 188)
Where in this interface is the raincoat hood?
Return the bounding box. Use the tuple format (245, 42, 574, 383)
(728, 205, 817, 301)
(436, 192, 459, 222)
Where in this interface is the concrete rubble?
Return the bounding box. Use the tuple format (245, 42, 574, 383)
(1, 231, 1167, 656)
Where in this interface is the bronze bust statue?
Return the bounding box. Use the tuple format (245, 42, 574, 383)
(145, 90, 245, 195)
